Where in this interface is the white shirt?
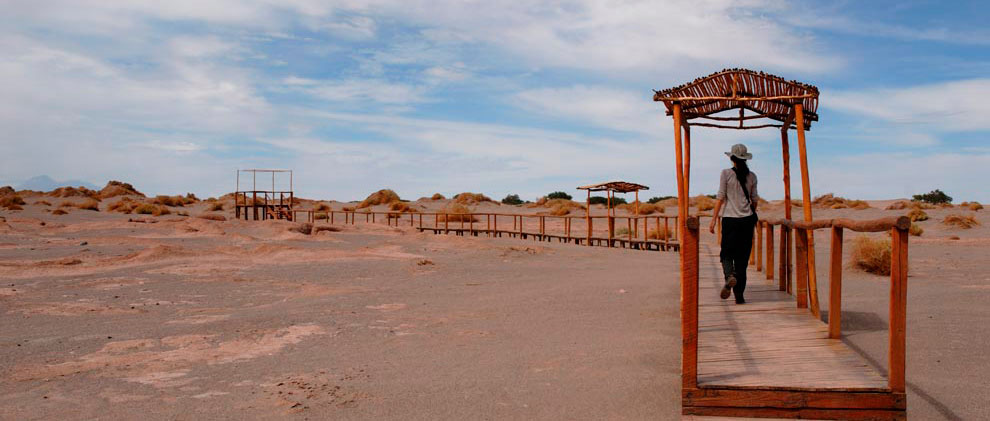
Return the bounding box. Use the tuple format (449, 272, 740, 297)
(717, 168, 758, 218)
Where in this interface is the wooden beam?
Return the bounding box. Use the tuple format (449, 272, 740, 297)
(766, 222, 774, 281)
(682, 217, 700, 390)
(683, 387, 906, 410)
(890, 227, 909, 393)
(655, 93, 817, 102)
(674, 103, 687, 239)
(683, 123, 691, 202)
(795, 227, 809, 308)
(829, 226, 843, 339)
(795, 103, 821, 318)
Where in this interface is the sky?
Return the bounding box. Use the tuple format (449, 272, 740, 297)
(1, 0, 989, 202)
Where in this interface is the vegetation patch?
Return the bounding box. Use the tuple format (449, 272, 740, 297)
(439, 203, 477, 222)
(358, 189, 401, 209)
(430, 193, 445, 200)
(813, 193, 870, 210)
(942, 214, 979, 229)
(913, 189, 952, 205)
(850, 236, 891, 276)
(97, 180, 144, 199)
(134, 204, 171, 216)
(909, 223, 923, 237)
(453, 192, 495, 205)
(501, 194, 523, 205)
(906, 208, 928, 222)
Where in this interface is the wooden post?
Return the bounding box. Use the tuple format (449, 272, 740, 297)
(586, 190, 591, 246)
(493, 214, 497, 236)
(795, 227, 809, 308)
(673, 103, 687, 242)
(795, 103, 821, 318)
(765, 222, 774, 280)
(664, 217, 670, 249)
(829, 226, 843, 339)
(756, 222, 763, 271)
(682, 216, 700, 390)
(778, 226, 787, 291)
(683, 124, 691, 200)
(444, 213, 449, 234)
(890, 227, 909, 393)
(608, 215, 614, 247)
(634, 190, 640, 238)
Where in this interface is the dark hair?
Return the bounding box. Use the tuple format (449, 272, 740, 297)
(730, 155, 750, 188)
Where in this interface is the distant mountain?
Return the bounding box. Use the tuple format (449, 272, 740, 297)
(18, 175, 99, 192)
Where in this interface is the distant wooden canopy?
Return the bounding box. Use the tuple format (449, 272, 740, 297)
(654, 68, 819, 131)
(577, 181, 649, 193)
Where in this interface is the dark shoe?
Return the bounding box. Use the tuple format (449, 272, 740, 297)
(720, 275, 737, 299)
(735, 298, 746, 304)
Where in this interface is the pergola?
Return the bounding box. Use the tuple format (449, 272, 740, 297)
(653, 68, 820, 290)
(576, 181, 650, 217)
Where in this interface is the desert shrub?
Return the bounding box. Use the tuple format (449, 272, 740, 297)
(501, 194, 523, 205)
(0, 186, 14, 196)
(342, 206, 355, 212)
(107, 198, 140, 213)
(913, 189, 952, 204)
(48, 186, 98, 198)
(453, 192, 494, 205)
(198, 213, 226, 221)
(439, 203, 477, 222)
(1, 195, 26, 209)
(886, 201, 909, 210)
(134, 204, 170, 216)
(942, 214, 979, 229)
(693, 195, 716, 211)
(52, 208, 68, 215)
(313, 202, 331, 212)
(209, 202, 225, 211)
(389, 201, 418, 213)
(648, 196, 674, 204)
(647, 225, 671, 240)
(152, 195, 189, 207)
(850, 236, 891, 276)
(431, 193, 445, 200)
(537, 199, 585, 216)
(58, 201, 74, 208)
(909, 223, 923, 237)
(76, 199, 100, 211)
(812, 193, 869, 209)
(616, 201, 663, 215)
(33, 200, 52, 206)
(961, 201, 983, 211)
(97, 180, 144, 199)
(357, 189, 400, 209)
(177, 211, 189, 216)
(184, 193, 199, 203)
(615, 227, 630, 236)
(906, 208, 928, 222)
(313, 225, 341, 234)
(290, 223, 314, 235)
(546, 191, 572, 200)
(588, 196, 627, 207)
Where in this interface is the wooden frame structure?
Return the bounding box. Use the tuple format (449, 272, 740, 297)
(655, 69, 907, 419)
(577, 181, 650, 247)
(234, 169, 294, 221)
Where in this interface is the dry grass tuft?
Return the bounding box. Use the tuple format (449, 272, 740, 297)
(850, 236, 891, 276)
(615, 227, 631, 236)
(342, 206, 355, 212)
(152, 195, 195, 207)
(439, 203, 477, 222)
(52, 208, 68, 215)
(209, 202, 225, 212)
(886, 201, 909, 210)
(76, 199, 100, 211)
(313, 225, 341, 234)
(48, 186, 98, 198)
(693, 195, 716, 211)
(389, 201, 418, 213)
(648, 225, 672, 240)
(961, 201, 983, 211)
(616, 201, 664, 215)
(1, 194, 27, 210)
(532, 199, 585, 216)
(33, 200, 52, 206)
(911, 201, 936, 210)
(358, 189, 401, 209)
(453, 192, 495, 205)
(290, 223, 314, 235)
(197, 213, 227, 221)
(134, 204, 170, 216)
(909, 223, 924, 237)
(107, 198, 140, 213)
(906, 208, 928, 222)
(97, 180, 144, 199)
(813, 193, 870, 210)
(942, 214, 979, 229)
(948, 235, 960, 240)
(431, 193, 445, 200)
(313, 202, 331, 212)
(58, 201, 75, 208)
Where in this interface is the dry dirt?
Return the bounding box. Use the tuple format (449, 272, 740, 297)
(1, 195, 988, 420)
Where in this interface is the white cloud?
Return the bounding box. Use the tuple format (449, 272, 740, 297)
(281, 76, 428, 104)
(514, 85, 661, 134)
(825, 79, 990, 131)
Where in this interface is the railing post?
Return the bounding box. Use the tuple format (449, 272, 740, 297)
(890, 227, 909, 392)
(829, 226, 843, 339)
(795, 227, 809, 308)
(682, 216, 700, 390)
(766, 222, 774, 280)
(608, 216, 614, 247)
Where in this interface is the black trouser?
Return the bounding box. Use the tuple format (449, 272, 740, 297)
(720, 214, 757, 301)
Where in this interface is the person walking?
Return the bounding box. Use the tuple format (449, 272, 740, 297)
(708, 144, 759, 304)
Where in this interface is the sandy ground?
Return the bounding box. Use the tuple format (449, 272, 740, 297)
(1, 194, 988, 420)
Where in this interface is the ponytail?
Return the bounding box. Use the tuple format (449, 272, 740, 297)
(730, 155, 750, 187)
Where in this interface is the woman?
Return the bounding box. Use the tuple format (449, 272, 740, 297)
(708, 144, 759, 304)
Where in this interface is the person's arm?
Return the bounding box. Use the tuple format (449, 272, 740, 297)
(751, 173, 759, 212)
(709, 199, 723, 234)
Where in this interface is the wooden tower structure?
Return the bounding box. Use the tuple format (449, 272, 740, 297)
(234, 169, 294, 221)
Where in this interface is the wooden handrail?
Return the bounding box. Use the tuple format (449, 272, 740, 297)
(760, 216, 909, 232)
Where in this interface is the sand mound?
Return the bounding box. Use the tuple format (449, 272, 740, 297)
(813, 193, 870, 209)
(439, 203, 477, 222)
(453, 192, 495, 205)
(48, 186, 98, 198)
(357, 189, 401, 209)
(98, 180, 145, 199)
(0, 186, 14, 196)
(530, 198, 585, 216)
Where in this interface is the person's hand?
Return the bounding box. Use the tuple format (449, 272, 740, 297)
(709, 219, 716, 234)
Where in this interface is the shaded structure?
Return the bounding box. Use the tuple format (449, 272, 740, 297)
(577, 181, 649, 246)
(654, 69, 908, 419)
(234, 169, 294, 221)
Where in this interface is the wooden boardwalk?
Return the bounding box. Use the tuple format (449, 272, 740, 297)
(414, 227, 679, 252)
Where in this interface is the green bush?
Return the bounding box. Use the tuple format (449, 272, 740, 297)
(912, 189, 952, 205)
(546, 191, 572, 200)
(647, 196, 674, 204)
(588, 196, 627, 207)
(501, 194, 523, 205)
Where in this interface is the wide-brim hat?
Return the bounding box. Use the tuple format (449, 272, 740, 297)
(725, 143, 753, 160)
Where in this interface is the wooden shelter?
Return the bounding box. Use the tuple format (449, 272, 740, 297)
(234, 169, 294, 221)
(577, 181, 649, 246)
(654, 69, 907, 419)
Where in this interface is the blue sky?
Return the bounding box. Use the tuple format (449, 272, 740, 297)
(2, 0, 989, 202)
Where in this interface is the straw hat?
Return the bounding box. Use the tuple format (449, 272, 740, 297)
(725, 143, 753, 160)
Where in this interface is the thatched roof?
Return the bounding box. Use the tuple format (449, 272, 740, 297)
(653, 68, 819, 130)
(577, 181, 649, 193)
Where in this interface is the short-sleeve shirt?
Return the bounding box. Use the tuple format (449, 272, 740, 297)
(717, 168, 758, 218)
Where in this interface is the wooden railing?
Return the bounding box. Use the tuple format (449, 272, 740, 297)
(291, 209, 681, 250)
(234, 190, 294, 221)
(684, 215, 911, 393)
